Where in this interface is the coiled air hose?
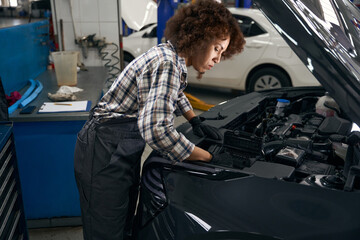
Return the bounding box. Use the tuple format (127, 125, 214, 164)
(98, 42, 121, 91)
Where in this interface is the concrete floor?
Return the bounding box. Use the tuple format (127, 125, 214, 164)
(28, 86, 241, 239)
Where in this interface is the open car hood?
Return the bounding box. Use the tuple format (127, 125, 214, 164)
(121, 0, 157, 31)
(253, 0, 360, 126)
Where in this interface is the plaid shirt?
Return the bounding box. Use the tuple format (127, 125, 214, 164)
(93, 42, 195, 161)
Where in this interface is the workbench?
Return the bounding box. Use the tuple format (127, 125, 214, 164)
(9, 67, 107, 227)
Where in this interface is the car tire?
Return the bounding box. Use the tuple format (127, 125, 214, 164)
(247, 67, 291, 92)
(124, 53, 135, 67)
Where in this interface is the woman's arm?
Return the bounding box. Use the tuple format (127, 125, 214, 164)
(183, 109, 196, 121)
(182, 110, 213, 162)
(186, 146, 212, 162)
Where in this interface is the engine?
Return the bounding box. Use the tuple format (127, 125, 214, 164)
(207, 94, 360, 191)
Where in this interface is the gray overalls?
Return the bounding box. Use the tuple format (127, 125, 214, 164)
(74, 114, 146, 240)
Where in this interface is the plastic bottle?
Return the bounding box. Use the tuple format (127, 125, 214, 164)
(315, 92, 340, 117)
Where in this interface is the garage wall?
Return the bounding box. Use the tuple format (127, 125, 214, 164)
(52, 0, 120, 68)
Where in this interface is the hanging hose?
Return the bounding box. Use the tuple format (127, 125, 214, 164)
(98, 42, 121, 90)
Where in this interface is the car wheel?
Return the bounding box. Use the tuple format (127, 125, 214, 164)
(247, 67, 291, 92)
(124, 53, 134, 67)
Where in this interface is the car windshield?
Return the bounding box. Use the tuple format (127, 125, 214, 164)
(233, 15, 266, 37)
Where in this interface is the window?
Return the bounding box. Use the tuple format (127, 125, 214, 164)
(143, 26, 157, 38)
(233, 14, 266, 37)
(10, 0, 18, 7)
(1, 0, 18, 7)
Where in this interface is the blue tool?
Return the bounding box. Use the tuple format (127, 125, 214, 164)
(20, 80, 43, 108)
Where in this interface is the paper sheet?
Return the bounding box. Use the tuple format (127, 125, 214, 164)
(38, 101, 91, 113)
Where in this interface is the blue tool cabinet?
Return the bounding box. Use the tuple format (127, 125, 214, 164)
(1, 18, 107, 228)
(13, 120, 85, 220)
(0, 123, 28, 239)
(10, 67, 107, 227)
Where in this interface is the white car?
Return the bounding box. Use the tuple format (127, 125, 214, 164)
(123, 23, 157, 66)
(122, 8, 320, 92)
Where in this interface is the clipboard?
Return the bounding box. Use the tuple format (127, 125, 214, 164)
(38, 101, 92, 113)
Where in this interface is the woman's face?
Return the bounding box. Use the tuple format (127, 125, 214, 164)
(188, 37, 230, 74)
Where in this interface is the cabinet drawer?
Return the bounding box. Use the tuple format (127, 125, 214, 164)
(0, 138, 12, 165)
(7, 210, 22, 240)
(0, 166, 14, 206)
(0, 151, 14, 186)
(0, 189, 19, 240)
(0, 178, 16, 218)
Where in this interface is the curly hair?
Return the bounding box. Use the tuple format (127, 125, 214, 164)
(164, 0, 245, 60)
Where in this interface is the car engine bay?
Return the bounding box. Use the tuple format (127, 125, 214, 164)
(198, 90, 360, 192)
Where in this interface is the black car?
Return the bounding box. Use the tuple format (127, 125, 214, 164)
(135, 0, 360, 239)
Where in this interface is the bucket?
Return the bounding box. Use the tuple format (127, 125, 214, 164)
(51, 51, 79, 86)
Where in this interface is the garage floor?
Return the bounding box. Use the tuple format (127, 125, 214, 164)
(28, 86, 241, 239)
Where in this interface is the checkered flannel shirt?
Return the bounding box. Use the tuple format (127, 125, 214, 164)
(93, 42, 195, 161)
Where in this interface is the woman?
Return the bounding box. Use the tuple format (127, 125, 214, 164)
(74, 0, 245, 239)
